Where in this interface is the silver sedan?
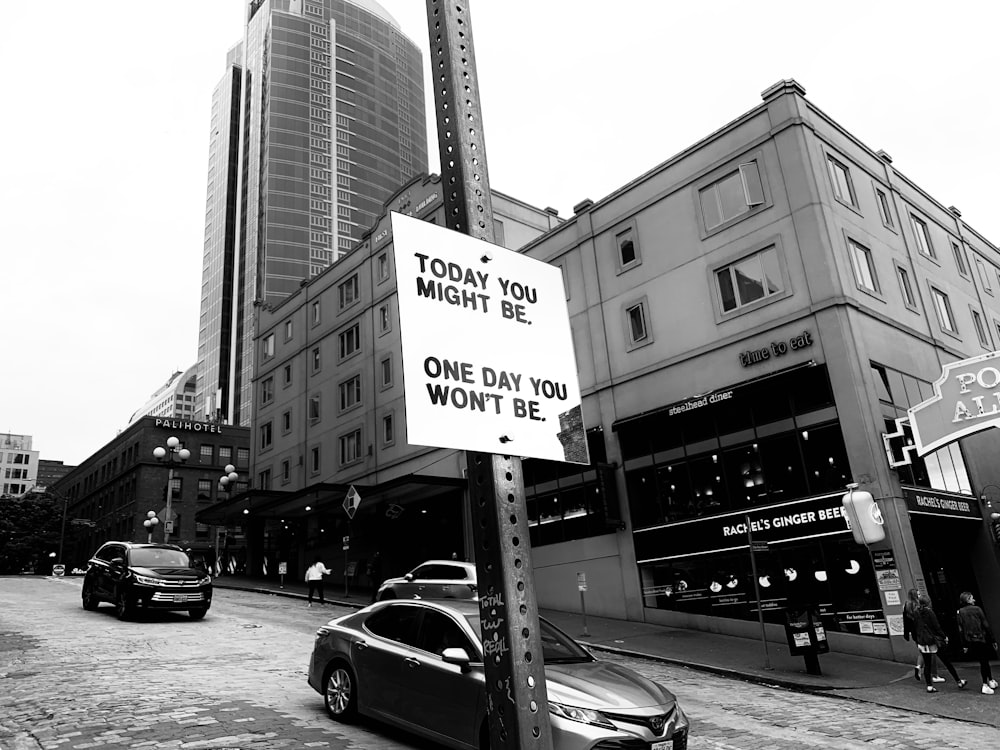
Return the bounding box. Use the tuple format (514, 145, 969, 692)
(307, 599, 689, 749)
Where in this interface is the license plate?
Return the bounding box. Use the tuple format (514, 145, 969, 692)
(651, 743, 670, 750)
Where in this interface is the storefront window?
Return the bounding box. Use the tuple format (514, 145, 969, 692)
(639, 533, 884, 637)
(524, 429, 612, 546)
(800, 423, 852, 494)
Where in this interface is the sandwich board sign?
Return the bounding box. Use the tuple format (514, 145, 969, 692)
(390, 212, 589, 464)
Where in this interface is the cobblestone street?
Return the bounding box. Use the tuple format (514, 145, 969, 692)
(2, 577, 998, 749)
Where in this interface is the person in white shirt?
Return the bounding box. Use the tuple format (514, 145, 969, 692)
(305, 557, 331, 606)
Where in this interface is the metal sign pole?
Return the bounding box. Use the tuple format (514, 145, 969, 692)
(425, 2, 553, 748)
(746, 514, 772, 671)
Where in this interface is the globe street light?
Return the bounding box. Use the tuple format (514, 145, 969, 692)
(143, 510, 160, 543)
(219, 464, 239, 492)
(153, 436, 190, 545)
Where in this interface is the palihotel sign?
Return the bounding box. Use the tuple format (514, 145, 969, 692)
(154, 418, 225, 434)
(908, 351, 1000, 455)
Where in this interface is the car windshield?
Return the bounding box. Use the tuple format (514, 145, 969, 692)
(463, 614, 593, 664)
(130, 548, 190, 568)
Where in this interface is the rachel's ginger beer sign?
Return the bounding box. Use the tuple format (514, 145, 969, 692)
(908, 351, 1000, 455)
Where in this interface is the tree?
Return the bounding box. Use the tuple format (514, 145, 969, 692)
(0, 492, 62, 574)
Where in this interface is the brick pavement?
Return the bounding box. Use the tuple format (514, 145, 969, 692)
(0, 577, 430, 750)
(4, 576, 1000, 749)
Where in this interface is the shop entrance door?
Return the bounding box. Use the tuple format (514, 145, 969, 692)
(910, 514, 982, 659)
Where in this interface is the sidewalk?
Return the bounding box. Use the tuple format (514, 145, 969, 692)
(212, 575, 1000, 728)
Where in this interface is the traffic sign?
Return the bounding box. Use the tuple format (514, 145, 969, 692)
(391, 212, 590, 464)
(343, 486, 361, 519)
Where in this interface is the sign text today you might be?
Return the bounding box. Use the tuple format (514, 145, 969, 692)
(390, 213, 589, 464)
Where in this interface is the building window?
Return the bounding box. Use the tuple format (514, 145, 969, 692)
(380, 357, 392, 388)
(284, 320, 293, 340)
(283, 364, 292, 386)
(309, 394, 321, 422)
(896, 265, 916, 309)
(382, 413, 394, 446)
(282, 410, 291, 433)
(972, 308, 990, 348)
(875, 186, 894, 229)
(200, 445, 213, 462)
(976, 258, 993, 294)
(931, 287, 957, 334)
(951, 242, 970, 277)
(615, 225, 640, 271)
(377, 253, 389, 282)
(340, 429, 362, 465)
(262, 333, 275, 359)
(237, 447, 249, 464)
(281, 460, 290, 483)
(378, 302, 391, 334)
(339, 375, 362, 411)
(339, 274, 360, 309)
(260, 422, 273, 451)
(493, 218, 506, 246)
(339, 323, 360, 359)
(198, 479, 212, 501)
(261, 377, 274, 405)
(310, 446, 321, 473)
(910, 214, 936, 259)
(220, 446, 232, 462)
(847, 239, 878, 293)
(826, 154, 857, 207)
(311, 347, 321, 373)
(715, 245, 782, 313)
(312, 301, 321, 325)
(625, 302, 648, 346)
(258, 469, 271, 490)
(699, 161, 765, 231)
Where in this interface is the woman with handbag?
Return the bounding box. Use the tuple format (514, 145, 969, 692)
(956, 591, 998, 695)
(913, 594, 966, 693)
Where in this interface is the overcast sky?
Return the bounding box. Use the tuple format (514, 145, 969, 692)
(3, 1, 998, 467)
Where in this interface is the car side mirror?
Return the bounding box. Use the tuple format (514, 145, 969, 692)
(441, 647, 471, 671)
(110, 557, 125, 567)
(404, 573, 414, 581)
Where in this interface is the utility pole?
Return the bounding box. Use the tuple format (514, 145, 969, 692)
(425, 2, 553, 748)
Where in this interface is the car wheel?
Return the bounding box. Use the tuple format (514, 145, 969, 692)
(81, 583, 99, 611)
(189, 608, 209, 620)
(324, 662, 358, 722)
(115, 590, 132, 621)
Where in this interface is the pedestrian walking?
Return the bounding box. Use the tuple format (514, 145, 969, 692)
(903, 588, 940, 682)
(912, 594, 966, 693)
(956, 591, 998, 695)
(305, 557, 331, 606)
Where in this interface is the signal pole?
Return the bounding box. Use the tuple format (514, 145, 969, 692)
(425, 2, 553, 748)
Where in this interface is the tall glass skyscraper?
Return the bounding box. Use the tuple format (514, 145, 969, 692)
(195, 0, 427, 426)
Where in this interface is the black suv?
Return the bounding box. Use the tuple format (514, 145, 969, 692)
(82, 542, 212, 620)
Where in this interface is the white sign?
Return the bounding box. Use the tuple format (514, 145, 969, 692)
(391, 212, 589, 464)
(884, 590, 901, 606)
(278, 562, 287, 576)
(343, 485, 361, 519)
(577, 572, 587, 592)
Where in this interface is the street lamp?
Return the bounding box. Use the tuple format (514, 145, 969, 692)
(219, 464, 239, 492)
(153, 436, 190, 545)
(143, 510, 160, 543)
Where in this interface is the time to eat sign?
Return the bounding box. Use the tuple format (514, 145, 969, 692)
(908, 350, 1000, 455)
(390, 212, 589, 464)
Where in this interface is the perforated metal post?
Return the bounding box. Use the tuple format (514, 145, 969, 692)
(425, 2, 553, 748)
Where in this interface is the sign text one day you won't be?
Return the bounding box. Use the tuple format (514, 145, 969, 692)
(390, 212, 589, 465)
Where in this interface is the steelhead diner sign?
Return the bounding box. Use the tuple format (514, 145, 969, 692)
(908, 351, 1000, 455)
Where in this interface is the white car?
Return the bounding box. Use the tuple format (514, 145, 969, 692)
(375, 560, 477, 601)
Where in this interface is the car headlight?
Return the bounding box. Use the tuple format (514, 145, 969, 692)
(197, 576, 212, 586)
(132, 574, 166, 586)
(548, 701, 615, 729)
